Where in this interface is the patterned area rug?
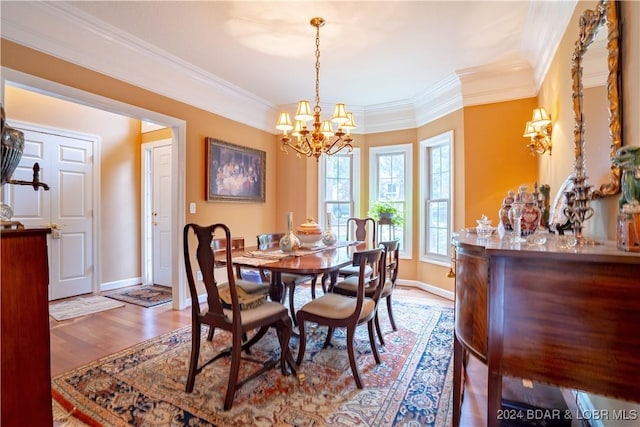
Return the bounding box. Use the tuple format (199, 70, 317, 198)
(49, 295, 125, 321)
(104, 285, 172, 308)
(52, 299, 453, 426)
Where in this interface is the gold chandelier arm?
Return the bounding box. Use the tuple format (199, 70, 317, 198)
(324, 137, 354, 156)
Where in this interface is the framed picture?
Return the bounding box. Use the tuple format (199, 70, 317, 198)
(205, 137, 266, 202)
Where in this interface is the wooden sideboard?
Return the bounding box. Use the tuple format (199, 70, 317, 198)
(452, 233, 640, 427)
(1, 228, 53, 426)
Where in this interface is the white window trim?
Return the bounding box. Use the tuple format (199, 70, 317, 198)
(369, 143, 413, 259)
(318, 148, 361, 226)
(419, 130, 454, 265)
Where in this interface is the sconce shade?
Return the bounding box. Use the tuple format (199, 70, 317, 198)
(523, 121, 537, 137)
(530, 107, 551, 126)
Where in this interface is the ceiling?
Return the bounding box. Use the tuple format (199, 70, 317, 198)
(1, 1, 578, 133)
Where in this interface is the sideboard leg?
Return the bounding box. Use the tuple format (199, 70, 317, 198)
(487, 371, 502, 427)
(453, 333, 464, 427)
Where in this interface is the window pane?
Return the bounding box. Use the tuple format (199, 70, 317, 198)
(375, 151, 407, 250)
(322, 153, 355, 242)
(424, 135, 451, 259)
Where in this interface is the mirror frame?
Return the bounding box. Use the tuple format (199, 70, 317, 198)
(571, 0, 621, 199)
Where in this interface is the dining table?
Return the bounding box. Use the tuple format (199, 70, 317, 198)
(229, 241, 366, 303)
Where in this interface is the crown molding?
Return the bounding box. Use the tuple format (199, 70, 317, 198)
(522, 0, 578, 90)
(457, 58, 538, 106)
(413, 74, 464, 127)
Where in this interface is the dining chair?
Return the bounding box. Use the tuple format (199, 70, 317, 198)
(321, 216, 377, 292)
(183, 223, 301, 410)
(210, 235, 269, 340)
(257, 233, 318, 326)
(296, 246, 386, 388)
(333, 240, 399, 346)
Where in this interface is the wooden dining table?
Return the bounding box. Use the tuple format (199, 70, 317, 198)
(230, 241, 366, 303)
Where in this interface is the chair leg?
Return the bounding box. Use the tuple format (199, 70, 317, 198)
(287, 282, 297, 327)
(207, 325, 215, 341)
(368, 320, 382, 364)
(223, 329, 243, 411)
(310, 275, 318, 299)
(323, 326, 335, 348)
(320, 273, 328, 294)
(374, 312, 385, 346)
(296, 318, 307, 367)
(386, 295, 398, 331)
(346, 326, 363, 388)
(185, 322, 201, 393)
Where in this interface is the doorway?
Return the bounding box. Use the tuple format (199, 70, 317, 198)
(2, 69, 188, 309)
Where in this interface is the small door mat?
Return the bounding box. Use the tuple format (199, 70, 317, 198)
(104, 285, 172, 308)
(49, 295, 125, 321)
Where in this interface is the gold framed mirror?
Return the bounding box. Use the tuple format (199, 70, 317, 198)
(571, 0, 621, 199)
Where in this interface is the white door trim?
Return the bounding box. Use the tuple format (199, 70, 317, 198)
(2, 67, 188, 310)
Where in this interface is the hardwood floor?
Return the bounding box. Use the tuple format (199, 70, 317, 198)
(48, 285, 494, 426)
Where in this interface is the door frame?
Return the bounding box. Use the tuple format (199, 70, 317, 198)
(2, 68, 189, 310)
(141, 139, 173, 288)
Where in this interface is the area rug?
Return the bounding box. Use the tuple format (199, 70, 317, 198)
(49, 295, 125, 321)
(104, 284, 172, 308)
(52, 299, 453, 426)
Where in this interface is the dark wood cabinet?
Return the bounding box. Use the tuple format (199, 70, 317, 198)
(1, 228, 52, 426)
(452, 234, 640, 427)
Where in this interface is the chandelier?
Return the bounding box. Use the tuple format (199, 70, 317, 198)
(275, 17, 356, 161)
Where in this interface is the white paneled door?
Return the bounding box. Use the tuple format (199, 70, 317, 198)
(7, 123, 95, 300)
(151, 143, 172, 286)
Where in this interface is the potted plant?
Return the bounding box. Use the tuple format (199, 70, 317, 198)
(368, 201, 403, 226)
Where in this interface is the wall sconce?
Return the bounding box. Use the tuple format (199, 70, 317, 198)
(523, 107, 552, 155)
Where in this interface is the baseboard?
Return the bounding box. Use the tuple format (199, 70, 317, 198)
(100, 277, 142, 292)
(398, 279, 454, 301)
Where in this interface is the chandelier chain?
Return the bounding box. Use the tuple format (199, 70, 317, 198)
(314, 24, 321, 113)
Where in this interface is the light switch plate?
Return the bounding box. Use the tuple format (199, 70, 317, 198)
(189, 202, 196, 214)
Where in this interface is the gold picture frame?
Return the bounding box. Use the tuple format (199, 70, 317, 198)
(205, 138, 265, 202)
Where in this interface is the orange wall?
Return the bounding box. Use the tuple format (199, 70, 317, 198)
(463, 98, 539, 227)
